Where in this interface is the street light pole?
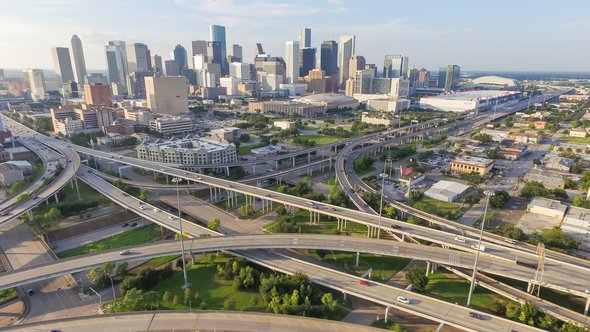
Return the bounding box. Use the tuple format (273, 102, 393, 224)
(172, 177, 190, 289)
(467, 190, 493, 307)
(377, 173, 389, 239)
(106, 272, 116, 304)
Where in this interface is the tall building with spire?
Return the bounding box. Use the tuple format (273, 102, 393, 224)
(51, 47, 75, 83)
(70, 34, 87, 84)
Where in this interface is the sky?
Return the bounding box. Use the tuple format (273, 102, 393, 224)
(1, 0, 590, 72)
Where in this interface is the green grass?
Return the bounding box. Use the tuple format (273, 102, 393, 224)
(559, 136, 590, 144)
(152, 257, 267, 311)
(237, 142, 266, 156)
(412, 197, 467, 220)
(214, 194, 247, 210)
(425, 271, 512, 312)
(310, 250, 410, 283)
(371, 319, 410, 331)
(324, 177, 338, 186)
(57, 225, 162, 258)
(296, 134, 342, 145)
(492, 274, 587, 313)
(62, 180, 112, 205)
(0, 288, 17, 302)
(133, 255, 179, 271)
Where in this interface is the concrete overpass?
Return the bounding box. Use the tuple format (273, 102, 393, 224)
(2, 311, 389, 332)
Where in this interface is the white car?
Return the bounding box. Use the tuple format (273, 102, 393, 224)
(454, 236, 466, 243)
(139, 206, 145, 210)
(119, 249, 130, 255)
(154, 208, 160, 212)
(397, 296, 410, 304)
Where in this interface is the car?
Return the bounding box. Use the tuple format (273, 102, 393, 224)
(266, 194, 271, 197)
(119, 156, 123, 159)
(454, 236, 466, 243)
(1, 211, 10, 216)
(50, 244, 58, 249)
(86, 170, 92, 173)
(110, 155, 114, 158)
(396, 296, 410, 304)
(469, 312, 483, 320)
(168, 216, 176, 220)
(359, 280, 370, 286)
(228, 184, 232, 188)
(131, 222, 138, 227)
(154, 208, 160, 212)
(391, 224, 401, 230)
(122, 193, 129, 197)
(27, 289, 34, 296)
(119, 249, 130, 255)
(183, 172, 189, 175)
(160, 168, 165, 171)
(504, 238, 516, 244)
(471, 244, 486, 252)
(195, 175, 201, 180)
(33, 196, 39, 199)
(139, 206, 145, 210)
(122, 223, 129, 227)
(585, 289, 590, 294)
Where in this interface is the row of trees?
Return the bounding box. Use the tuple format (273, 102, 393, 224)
(520, 181, 568, 200)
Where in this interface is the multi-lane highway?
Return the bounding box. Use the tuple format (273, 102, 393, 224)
(4, 311, 388, 332)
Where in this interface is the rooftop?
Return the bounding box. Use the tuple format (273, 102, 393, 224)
(428, 90, 519, 101)
(298, 93, 356, 103)
(425, 180, 470, 198)
(471, 76, 521, 87)
(529, 197, 567, 213)
(452, 155, 494, 167)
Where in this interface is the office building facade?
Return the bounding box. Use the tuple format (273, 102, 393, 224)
(173, 44, 188, 71)
(145, 76, 188, 115)
(338, 35, 355, 85)
(285, 40, 300, 84)
(299, 48, 316, 77)
(70, 34, 87, 84)
(51, 47, 75, 84)
(320, 40, 338, 76)
(84, 83, 112, 107)
(105, 41, 128, 91)
(210, 25, 228, 75)
(23, 68, 46, 101)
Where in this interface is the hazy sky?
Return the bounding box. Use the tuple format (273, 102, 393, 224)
(1, 0, 590, 72)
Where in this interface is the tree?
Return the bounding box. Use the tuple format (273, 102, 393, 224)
(207, 218, 220, 231)
(139, 188, 148, 201)
(229, 166, 246, 179)
(405, 268, 429, 292)
(503, 225, 526, 241)
(183, 287, 192, 305)
(540, 227, 579, 250)
(518, 301, 537, 325)
(321, 293, 338, 311)
(115, 262, 129, 276)
(489, 190, 510, 209)
(560, 321, 588, 332)
(172, 294, 179, 305)
(537, 313, 558, 331)
(408, 190, 423, 202)
(505, 302, 521, 320)
(473, 133, 492, 143)
(239, 133, 251, 142)
(238, 204, 255, 218)
(162, 291, 171, 303)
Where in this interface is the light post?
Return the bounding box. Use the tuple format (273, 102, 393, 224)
(106, 272, 116, 304)
(172, 177, 190, 289)
(89, 287, 102, 308)
(385, 158, 393, 179)
(377, 173, 389, 239)
(467, 190, 493, 307)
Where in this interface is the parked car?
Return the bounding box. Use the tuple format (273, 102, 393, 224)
(122, 223, 129, 227)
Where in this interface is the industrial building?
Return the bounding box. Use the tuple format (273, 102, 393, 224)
(419, 90, 522, 112)
(136, 137, 237, 166)
(562, 206, 590, 250)
(527, 197, 567, 220)
(424, 180, 470, 203)
(450, 155, 494, 175)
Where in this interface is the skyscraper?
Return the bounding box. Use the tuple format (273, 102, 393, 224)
(209, 25, 227, 75)
(299, 48, 316, 77)
(173, 44, 188, 71)
(191, 40, 208, 57)
(23, 68, 47, 101)
(145, 76, 188, 115)
(151, 54, 163, 75)
(438, 65, 461, 90)
(348, 55, 366, 81)
(84, 83, 112, 107)
(230, 44, 242, 62)
(164, 60, 180, 76)
(206, 41, 222, 67)
(338, 35, 355, 85)
(300, 28, 311, 48)
(285, 40, 300, 84)
(320, 40, 338, 76)
(70, 34, 87, 85)
(126, 43, 150, 72)
(383, 54, 409, 78)
(51, 47, 75, 83)
(105, 41, 128, 90)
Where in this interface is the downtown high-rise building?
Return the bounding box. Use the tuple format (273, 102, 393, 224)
(23, 68, 47, 101)
(438, 65, 461, 90)
(230, 44, 242, 62)
(206, 41, 222, 67)
(348, 55, 366, 81)
(151, 54, 163, 75)
(299, 47, 316, 77)
(70, 34, 87, 85)
(173, 44, 188, 71)
(126, 43, 150, 72)
(51, 47, 75, 84)
(383, 54, 409, 78)
(104, 40, 128, 90)
(191, 40, 208, 57)
(285, 40, 300, 84)
(300, 28, 311, 48)
(338, 35, 355, 85)
(320, 40, 338, 76)
(210, 25, 228, 75)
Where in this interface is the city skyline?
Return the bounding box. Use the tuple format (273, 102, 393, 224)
(2, 0, 590, 72)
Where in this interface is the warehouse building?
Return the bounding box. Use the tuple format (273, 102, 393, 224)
(424, 180, 470, 202)
(527, 197, 567, 220)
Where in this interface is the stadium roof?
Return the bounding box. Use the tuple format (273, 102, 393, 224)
(472, 76, 520, 87)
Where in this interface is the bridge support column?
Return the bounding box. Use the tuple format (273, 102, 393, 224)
(166, 174, 169, 185)
(252, 164, 256, 174)
(309, 211, 313, 225)
(292, 156, 295, 168)
(435, 322, 445, 332)
(54, 193, 59, 203)
(527, 282, 533, 294)
(45, 199, 49, 205)
(356, 251, 360, 267)
(73, 177, 80, 200)
(384, 307, 390, 323)
(226, 167, 230, 176)
(275, 160, 279, 171)
(426, 261, 431, 276)
(27, 210, 33, 220)
(308, 152, 311, 163)
(226, 191, 231, 210)
(401, 234, 405, 242)
(585, 297, 590, 316)
(342, 292, 347, 301)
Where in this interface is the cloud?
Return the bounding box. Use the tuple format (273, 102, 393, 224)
(174, 0, 320, 18)
(327, 0, 345, 4)
(561, 20, 590, 29)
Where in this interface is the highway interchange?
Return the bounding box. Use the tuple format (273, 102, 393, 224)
(1, 91, 588, 331)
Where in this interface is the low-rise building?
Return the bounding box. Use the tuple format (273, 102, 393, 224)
(4, 160, 33, 172)
(424, 180, 470, 203)
(361, 112, 399, 126)
(527, 197, 567, 220)
(249, 100, 325, 117)
(5, 146, 32, 160)
(366, 98, 410, 113)
(136, 137, 236, 166)
(544, 154, 573, 172)
(523, 169, 565, 189)
(562, 206, 590, 250)
(251, 145, 281, 158)
(0, 162, 24, 186)
(569, 128, 588, 138)
(54, 117, 84, 136)
(103, 124, 134, 136)
(498, 144, 527, 161)
(210, 127, 240, 142)
(450, 155, 494, 175)
(148, 116, 193, 135)
(273, 121, 297, 130)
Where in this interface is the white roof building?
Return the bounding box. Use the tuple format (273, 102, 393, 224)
(424, 180, 470, 202)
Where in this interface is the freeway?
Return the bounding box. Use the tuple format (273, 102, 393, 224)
(3, 311, 387, 332)
(32, 121, 590, 298)
(0, 117, 82, 226)
(74, 172, 549, 331)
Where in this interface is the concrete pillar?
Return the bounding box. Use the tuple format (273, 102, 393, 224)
(309, 211, 312, 225)
(252, 164, 256, 174)
(74, 177, 80, 200)
(275, 160, 279, 171)
(355, 251, 360, 267)
(166, 174, 169, 185)
(401, 234, 405, 242)
(385, 307, 390, 323)
(209, 186, 213, 202)
(426, 261, 431, 276)
(308, 152, 311, 163)
(584, 297, 590, 316)
(27, 210, 33, 219)
(527, 282, 533, 294)
(45, 199, 49, 205)
(435, 323, 445, 332)
(292, 156, 296, 168)
(226, 167, 230, 176)
(54, 193, 59, 203)
(343, 292, 347, 301)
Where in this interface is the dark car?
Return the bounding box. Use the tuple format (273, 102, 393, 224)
(122, 223, 129, 227)
(469, 312, 483, 319)
(391, 224, 402, 230)
(27, 289, 34, 296)
(130, 222, 138, 227)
